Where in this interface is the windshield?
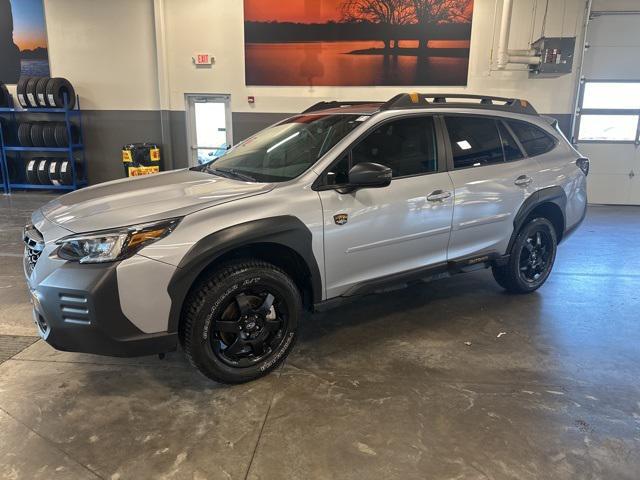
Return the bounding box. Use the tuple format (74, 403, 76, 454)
(196, 114, 366, 182)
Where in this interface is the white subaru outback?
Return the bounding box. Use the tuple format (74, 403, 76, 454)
(23, 93, 588, 383)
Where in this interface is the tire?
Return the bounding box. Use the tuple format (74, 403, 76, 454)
(492, 217, 557, 294)
(42, 123, 56, 146)
(16, 77, 30, 108)
(35, 77, 51, 107)
(18, 123, 32, 147)
(36, 158, 51, 185)
(48, 160, 61, 185)
(58, 160, 73, 185)
(26, 159, 40, 184)
(180, 259, 301, 384)
(45, 78, 76, 109)
(25, 77, 41, 108)
(30, 122, 45, 147)
(0, 82, 10, 107)
(54, 123, 79, 147)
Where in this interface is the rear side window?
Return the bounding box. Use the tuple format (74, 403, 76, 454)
(498, 122, 524, 162)
(445, 116, 504, 169)
(507, 121, 557, 157)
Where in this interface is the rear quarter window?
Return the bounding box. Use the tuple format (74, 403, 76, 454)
(507, 120, 557, 157)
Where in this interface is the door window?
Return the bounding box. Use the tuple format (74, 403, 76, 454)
(445, 116, 504, 169)
(186, 94, 233, 166)
(498, 122, 524, 162)
(329, 116, 438, 181)
(507, 120, 556, 156)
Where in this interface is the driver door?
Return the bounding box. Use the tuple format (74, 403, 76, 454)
(318, 115, 454, 299)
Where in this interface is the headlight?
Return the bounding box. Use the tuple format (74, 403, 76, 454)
(55, 218, 181, 264)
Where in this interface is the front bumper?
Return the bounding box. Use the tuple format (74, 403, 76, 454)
(31, 261, 178, 357)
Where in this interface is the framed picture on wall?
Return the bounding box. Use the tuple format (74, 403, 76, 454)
(1, 0, 50, 84)
(244, 0, 474, 87)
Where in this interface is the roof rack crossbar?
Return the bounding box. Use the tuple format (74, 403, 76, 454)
(302, 101, 376, 113)
(379, 93, 538, 115)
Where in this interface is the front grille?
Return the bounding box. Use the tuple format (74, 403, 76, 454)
(23, 225, 45, 276)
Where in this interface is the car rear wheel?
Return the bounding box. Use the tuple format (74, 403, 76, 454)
(179, 259, 300, 383)
(493, 217, 557, 294)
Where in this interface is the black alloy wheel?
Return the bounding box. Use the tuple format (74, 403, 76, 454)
(180, 259, 301, 384)
(211, 289, 287, 368)
(518, 229, 552, 284)
(492, 217, 557, 293)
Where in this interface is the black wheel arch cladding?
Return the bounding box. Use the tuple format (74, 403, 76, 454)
(508, 186, 567, 252)
(166, 215, 322, 333)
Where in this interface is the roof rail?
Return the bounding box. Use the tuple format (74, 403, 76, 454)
(302, 101, 376, 113)
(380, 93, 538, 116)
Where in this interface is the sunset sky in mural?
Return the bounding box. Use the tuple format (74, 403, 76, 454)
(244, 0, 472, 23)
(244, 0, 343, 23)
(10, 0, 48, 51)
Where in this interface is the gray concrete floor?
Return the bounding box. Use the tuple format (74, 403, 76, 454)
(1, 192, 639, 480)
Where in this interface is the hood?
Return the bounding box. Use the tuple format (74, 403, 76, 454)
(40, 169, 275, 233)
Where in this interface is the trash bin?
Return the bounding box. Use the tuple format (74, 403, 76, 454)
(122, 143, 161, 177)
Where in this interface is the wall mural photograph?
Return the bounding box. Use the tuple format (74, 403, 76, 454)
(0, 0, 50, 84)
(244, 0, 474, 87)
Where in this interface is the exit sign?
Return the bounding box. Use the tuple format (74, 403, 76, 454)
(193, 54, 214, 66)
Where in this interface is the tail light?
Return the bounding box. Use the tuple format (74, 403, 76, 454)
(576, 157, 589, 176)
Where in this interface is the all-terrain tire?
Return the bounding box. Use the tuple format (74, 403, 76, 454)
(179, 259, 301, 384)
(492, 217, 557, 294)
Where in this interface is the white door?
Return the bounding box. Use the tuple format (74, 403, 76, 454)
(319, 115, 454, 299)
(186, 94, 233, 167)
(575, 13, 640, 205)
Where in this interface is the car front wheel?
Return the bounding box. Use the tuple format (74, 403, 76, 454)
(180, 259, 301, 383)
(493, 217, 558, 294)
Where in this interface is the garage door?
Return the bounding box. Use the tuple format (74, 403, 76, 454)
(576, 12, 640, 205)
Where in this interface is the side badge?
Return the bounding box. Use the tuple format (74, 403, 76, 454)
(334, 213, 348, 226)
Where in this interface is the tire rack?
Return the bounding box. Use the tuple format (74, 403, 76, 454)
(0, 94, 86, 194)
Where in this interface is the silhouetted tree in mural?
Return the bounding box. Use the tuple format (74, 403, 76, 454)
(0, 0, 21, 83)
(342, 0, 413, 49)
(341, 0, 472, 51)
(410, 0, 473, 49)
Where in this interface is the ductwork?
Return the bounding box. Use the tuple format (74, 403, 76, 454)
(497, 0, 542, 69)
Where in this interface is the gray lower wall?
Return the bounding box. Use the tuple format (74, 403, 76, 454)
(82, 110, 162, 185)
(80, 110, 574, 185)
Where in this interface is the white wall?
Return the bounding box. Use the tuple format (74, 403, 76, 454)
(29, 0, 588, 114)
(43, 0, 159, 110)
(163, 0, 589, 114)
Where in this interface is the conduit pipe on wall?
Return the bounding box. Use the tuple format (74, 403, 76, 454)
(496, 0, 542, 69)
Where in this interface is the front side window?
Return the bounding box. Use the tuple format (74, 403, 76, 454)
(508, 120, 556, 157)
(445, 116, 504, 169)
(199, 114, 365, 182)
(352, 116, 438, 178)
(327, 116, 438, 183)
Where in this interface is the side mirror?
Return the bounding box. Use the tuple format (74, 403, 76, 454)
(348, 162, 392, 189)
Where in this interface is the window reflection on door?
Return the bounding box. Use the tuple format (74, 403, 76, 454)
(186, 94, 232, 166)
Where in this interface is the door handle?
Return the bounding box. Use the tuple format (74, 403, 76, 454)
(427, 190, 452, 202)
(514, 175, 533, 187)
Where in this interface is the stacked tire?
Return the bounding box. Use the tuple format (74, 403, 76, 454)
(25, 158, 77, 186)
(0, 82, 11, 108)
(17, 122, 79, 147)
(16, 77, 76, 109)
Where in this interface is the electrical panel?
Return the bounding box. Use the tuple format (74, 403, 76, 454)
(530, 37, 576, 77)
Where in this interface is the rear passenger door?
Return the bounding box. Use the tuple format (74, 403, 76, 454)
(443, 115, 541, 260)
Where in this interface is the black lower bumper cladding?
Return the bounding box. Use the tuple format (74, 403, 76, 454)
(34, 262, 177, 357)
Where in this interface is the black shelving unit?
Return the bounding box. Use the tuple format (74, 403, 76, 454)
(0, 94, 87, 194)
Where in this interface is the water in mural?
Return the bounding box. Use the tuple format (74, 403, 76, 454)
(244, 0, 474, 87)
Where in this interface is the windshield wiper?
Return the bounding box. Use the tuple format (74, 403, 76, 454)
(209, 167, 257, 182)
